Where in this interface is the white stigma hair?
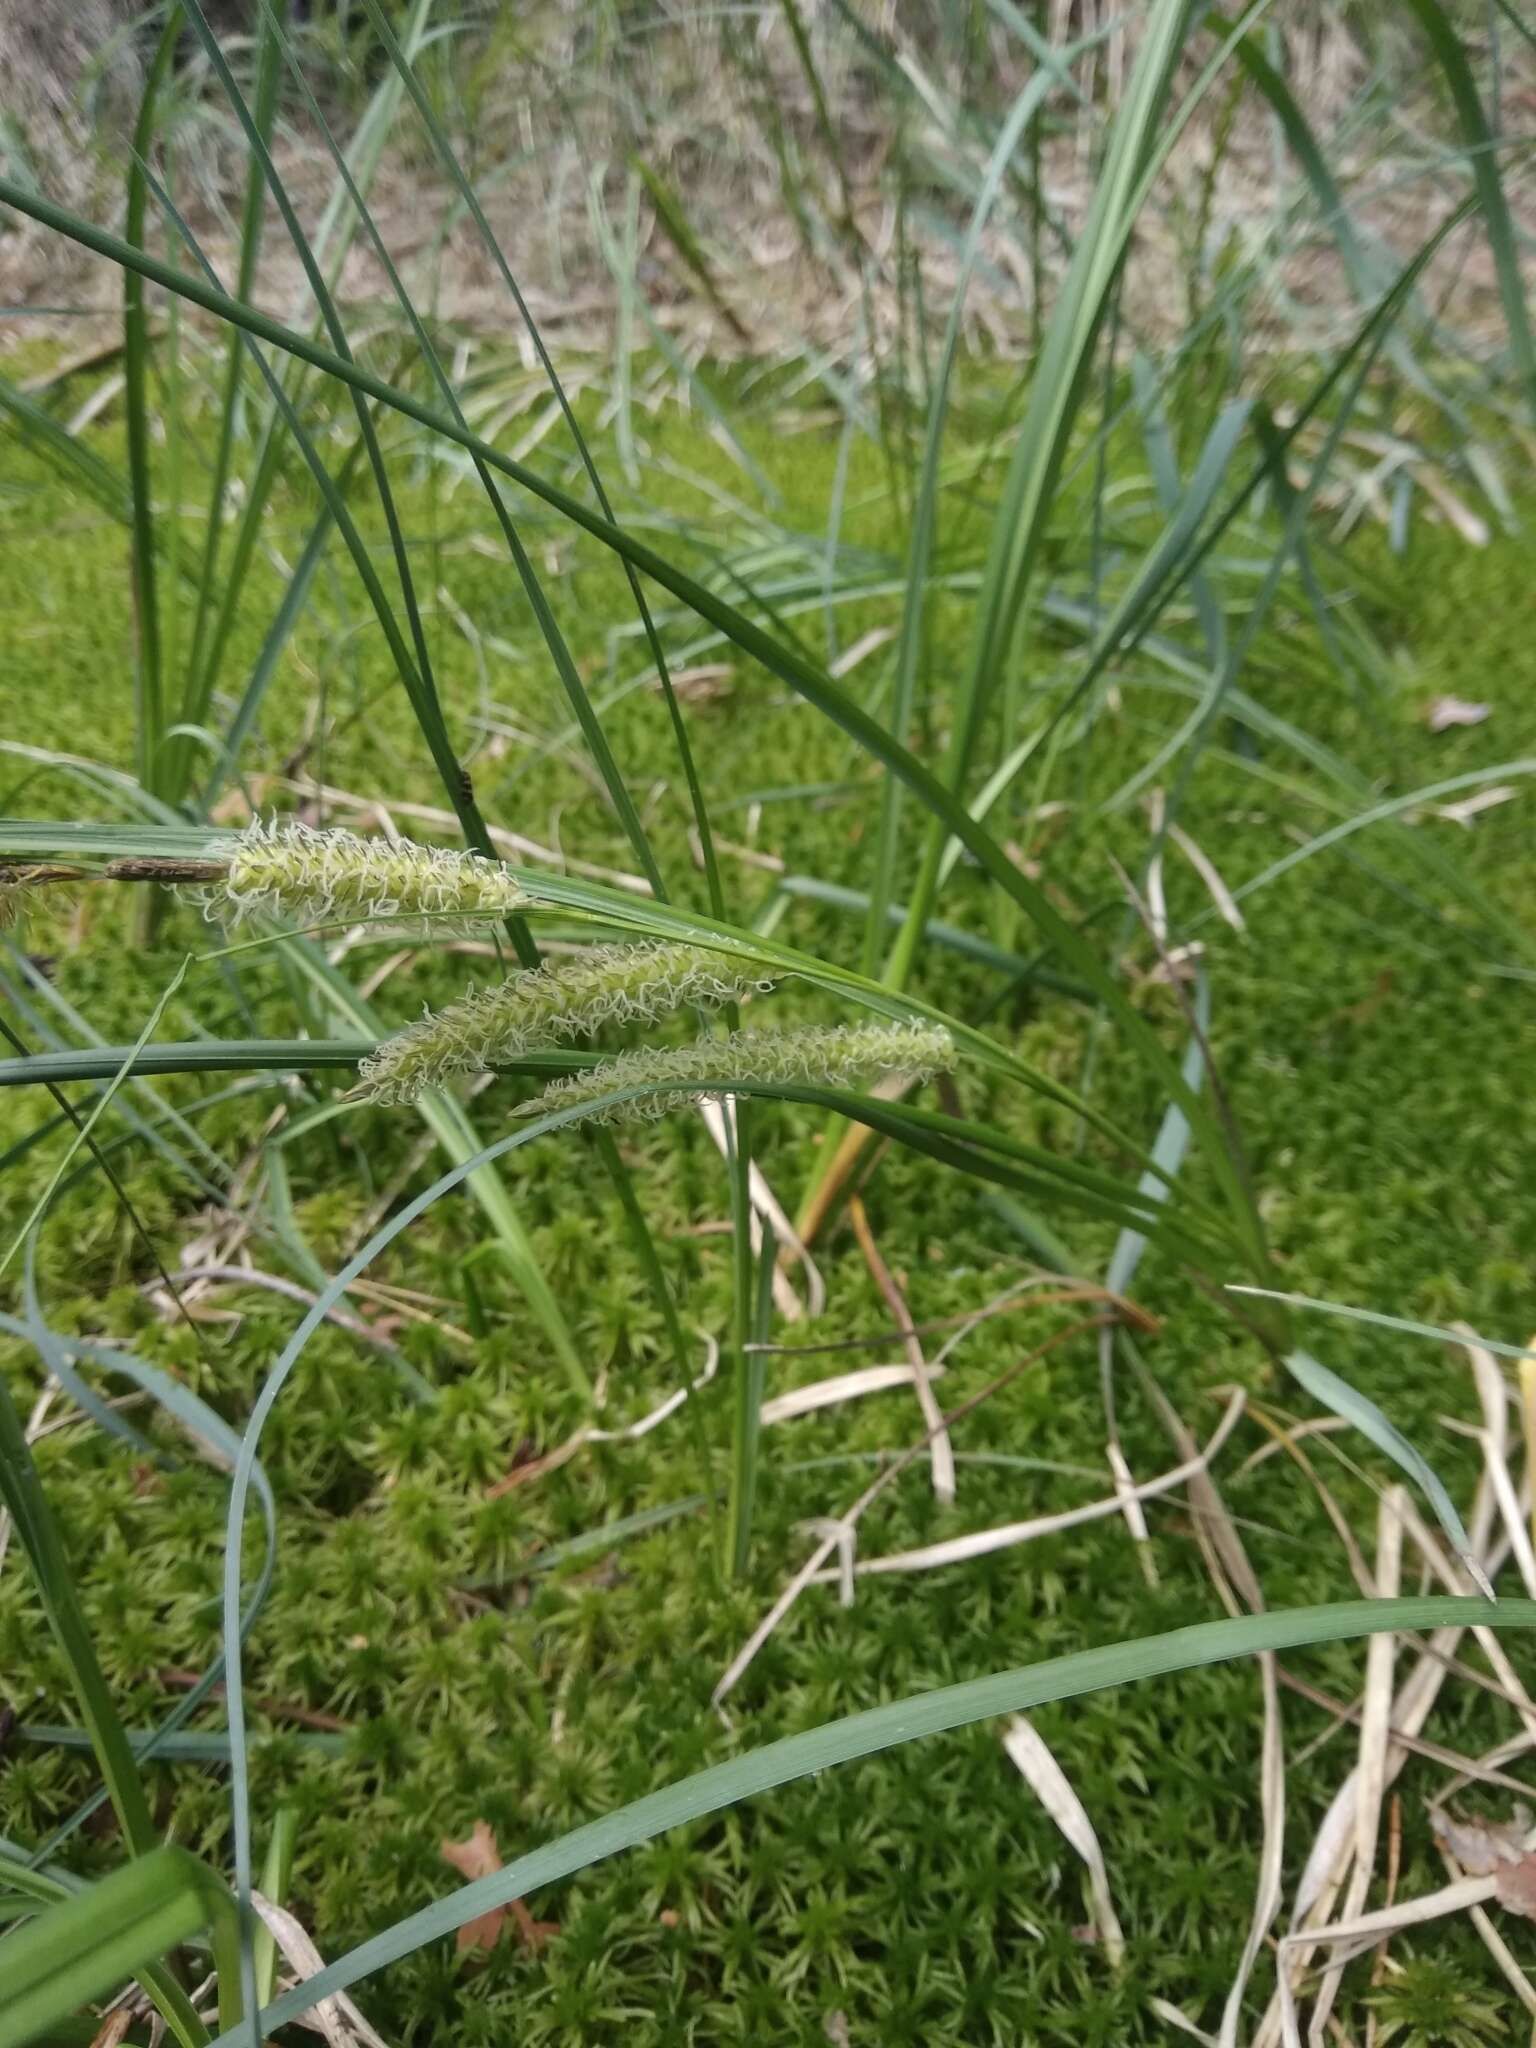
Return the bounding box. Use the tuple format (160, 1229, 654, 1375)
(521, 1019, 956, 1127)
(192, 820, 532, 934)
(356, 943, 779, 1104)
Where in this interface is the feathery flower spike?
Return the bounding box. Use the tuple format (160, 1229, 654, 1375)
(191, 820, 532, 934)
(521, 1020, 956, 1128)
(356, 943, 779, 1104)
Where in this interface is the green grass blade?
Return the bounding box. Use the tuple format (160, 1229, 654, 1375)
(0, 1847, 233, 2048)
(14, 1726, 344, 1763)
(196, 481, 343, 811)
(176, 1, 479, 883)
(176, 0, 290, 791)
(775, 874, 1092, 998)
(0, 1037, 1232, 1263)
(256, 6, 670, 906)
(0, 1040, 467, 1085)
(1284, 1349, 1491, 1596)
(183, 0, 435, 763)
(0, 822, 1241, 1230)
(0, 1310, 279, 1626)
(1222, 759, 1536, 935)
(0, 958, 189, 1281)
(0, 375, 131, 523)
(224, 1595, 1536, 2041)
(1031, 198, 1480, 833)
(121, 14, 180, 797)
(863, 65, 1056, 979)
(353, 0, 726, 919)
(253, 1809, 298, 2007)
(887, 0, 1199, 984)
(0, 1374, 158, 1857)
(630, 151, 748, 342)
(274, 938, 586, 1392)
(1404, 0, 1536, 421)
(1104, 970, 1210, 1303)
(0, 147, 1286, 1185)
(589, 1124, 716, 1511)
(204, 1038, 1259, 2018)
(1229, 1288, 1536, 1369)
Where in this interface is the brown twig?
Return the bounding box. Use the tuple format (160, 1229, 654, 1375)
(848, 1195, 953, 1503)
(154, 1668, 348, 1734)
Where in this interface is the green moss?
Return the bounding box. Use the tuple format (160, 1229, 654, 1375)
(2, 364, 1535, 2042)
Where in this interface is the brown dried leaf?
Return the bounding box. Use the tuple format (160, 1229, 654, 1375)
(1494, 1859, 1536, 1921)
(1431, 1805, 1535, 1875)
(440, 1821, 559, 1956)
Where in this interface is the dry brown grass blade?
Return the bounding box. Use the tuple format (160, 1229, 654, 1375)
(801, 1391, 1246, 1583)
(1363, 1795, 1403, 2048)
(700, 1096, 824, 1321)
(1148, 1999, 1218, 2046)
(249, 1891, 392, 2048)
(1225, 1654, 1286, 2048)
(748, 1277, 1157, 1359)
(1127, 1364, 1285, 2048)
(1277, 1877, 1501, 2046)
(1175, 1404, 1286, 2048)
(759, 1361, 944, 1426)
(1145, 789, 1169, 945)
(87, 2009, 135, 2048)
(1256, 1435, 1506, 2047)
(1458, 1321, 1536, 1595)
(1242, 1402, 1375, 1597)
(1236, 1416, 1350, 1474)
(142, 1262, 423, 1359)
(1001, 1713, 1126, 1966)
(1106, 1436, 1159, 1588)
(1306, 1487, 1404, 2042)
(794, 1070, 914, 1246)
(1275, 1673, 1534, 1798)
(1395, 1494, 1536, 1746)
(1433, 1843, 1536, 2020)
(1165, 819, 1246, 933)
(1518, 1344, 1536, 1565)
(848, 1195, 953, 1503)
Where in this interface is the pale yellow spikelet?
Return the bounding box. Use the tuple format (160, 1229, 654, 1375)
(521, 1019, 956, 1127)
(356, 943, 779, 1104)
(191, 820, 531, 934)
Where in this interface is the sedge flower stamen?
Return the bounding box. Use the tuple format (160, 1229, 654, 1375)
(190, 820, 531, 935)
(520, 1020, 956, 1128)
(356, 943, 779, 1104)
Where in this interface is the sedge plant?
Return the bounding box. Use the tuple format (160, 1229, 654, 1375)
(0, 0, 1533, 2038)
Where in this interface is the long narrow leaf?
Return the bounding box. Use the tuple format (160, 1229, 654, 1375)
(1283, 1350, 1491, 1597)
(1404, 0, 1536, 421)
(223, 1596, 1534, 2042)
(0, 1847, 235, 2048)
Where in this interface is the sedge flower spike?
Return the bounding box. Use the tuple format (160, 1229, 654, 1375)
(522, 1019, 956, 1128)
(356, 943, 779, 1104)
(192, 820, 532, 933)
